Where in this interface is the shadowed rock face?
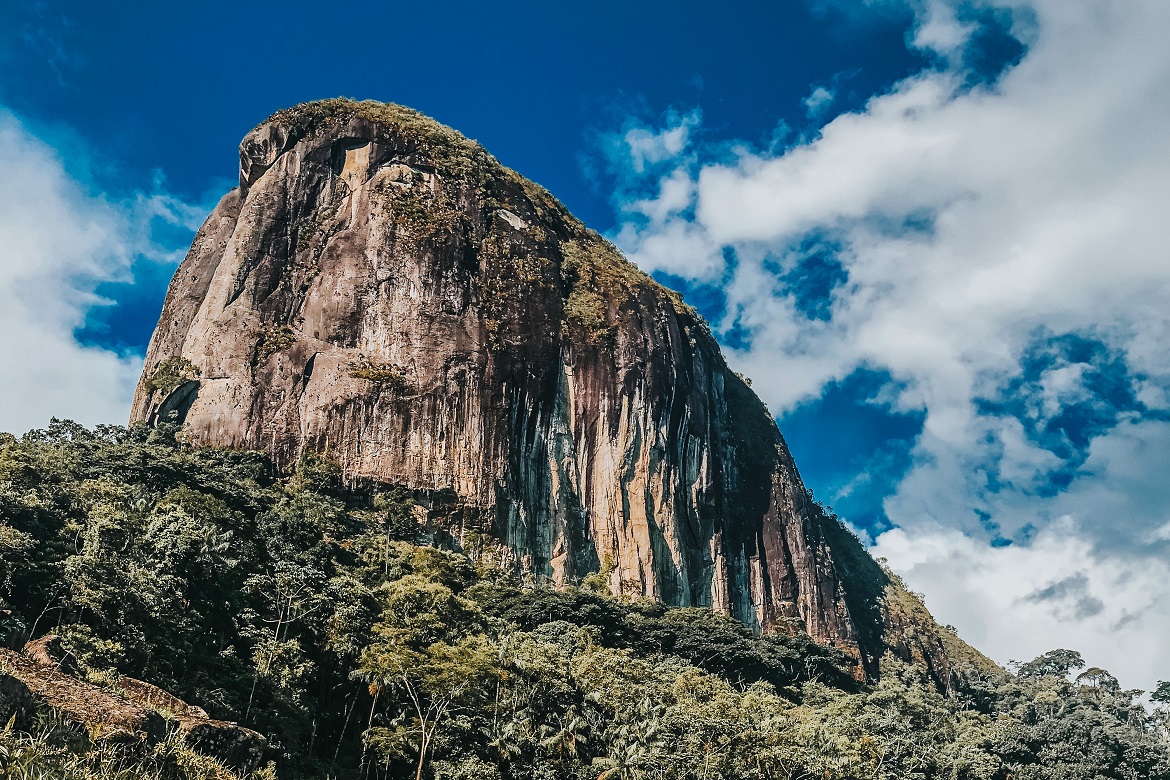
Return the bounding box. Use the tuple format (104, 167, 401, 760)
(130, 99, 943, 674)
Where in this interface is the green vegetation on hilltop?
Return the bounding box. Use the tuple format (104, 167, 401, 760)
(2, 422, 1169, 779)
(263, 99, 499, 184)
(560, 235, 704, 347)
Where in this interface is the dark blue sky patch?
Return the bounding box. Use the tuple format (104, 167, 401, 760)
(2, 1, 926, 234)
(828, 439, 917, 538)
(719, 317, 754, 353)
(75, 256, 180, 354)
(975, 508, 1015, 547)
(975, 507, 998, 534)
(981, 333, 1140, 447)
(1038, 468, 1076, 497)
(779, 368, 925, 537)
(651, 271, 728, 326)
(71, 193, 201, 356)
(958, 5, 1030, 88)
(651, 247, 751, 347)
(3, 1, 931, 369)
(977, 331, 1144, 494)
(586, 104, 703, 212)
(1016, 522, 1037, 545)
(777, 236, 848, 322)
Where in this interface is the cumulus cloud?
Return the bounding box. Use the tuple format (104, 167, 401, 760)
(803, 86, 836, 118)
(622, 109, 701, 174)
(872, 516, 1169, 683)
(0, 109, 203, 435)
(606, 0, 1170, 689)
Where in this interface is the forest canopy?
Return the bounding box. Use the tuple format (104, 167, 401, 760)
(1, 421, 1168, 779)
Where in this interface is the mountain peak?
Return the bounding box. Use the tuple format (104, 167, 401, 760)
(239, 98, 502, 194)
(133, 101, 985, 685)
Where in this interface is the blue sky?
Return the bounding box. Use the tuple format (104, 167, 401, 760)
(1, 0, 932, 527)
(2, 0, 1170, 691)
(3, 1, 921, 227)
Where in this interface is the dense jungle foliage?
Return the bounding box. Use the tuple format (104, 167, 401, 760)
(1, 421, 1169, 779)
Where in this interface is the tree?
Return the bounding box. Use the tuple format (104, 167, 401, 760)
(1153, 681, 1170, 707)
(1015, 649, 1085, 679)
(5, 421, 1170, 780)
(359, 635, 497, 780)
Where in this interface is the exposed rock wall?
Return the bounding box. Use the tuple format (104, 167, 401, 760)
(132, 100, 908, 672)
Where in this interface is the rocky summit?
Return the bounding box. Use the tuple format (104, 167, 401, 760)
(131, 99, 987, 683)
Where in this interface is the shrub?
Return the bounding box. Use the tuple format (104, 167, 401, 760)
(147, 357, 202, 395)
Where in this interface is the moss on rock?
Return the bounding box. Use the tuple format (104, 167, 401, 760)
(147, 357, 201, 395)
(346, 356, 410, 391)
(252, 326, 297, 362)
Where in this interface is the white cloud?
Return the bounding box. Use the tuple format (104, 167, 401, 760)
(803, 85, 836, 118)
(0, 109, 201, 435)
(622, 109, 701, 174)
(873, 517, 1169, 686)
(879, 414, 1170, 669)
(607, 0, 1170, 689)
(910, 0, 978, 61)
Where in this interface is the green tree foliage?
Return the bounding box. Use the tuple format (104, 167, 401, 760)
(146, 356, 202, 395)
(2, 420, 1168, 779)
(1015, 648, 1086, 679)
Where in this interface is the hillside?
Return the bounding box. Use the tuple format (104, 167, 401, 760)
(2, 422, 1168, 779)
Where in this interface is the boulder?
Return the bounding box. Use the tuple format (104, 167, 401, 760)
(177, 717, 267, 773)
(115, 675, 208, 719)
(6, 642, 266, 770)
(1, 648, 166, 744)
(0, 672, 35, 730)
(22, 634, 81, 675)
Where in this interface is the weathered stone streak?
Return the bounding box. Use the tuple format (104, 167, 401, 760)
(132, 100, 868, 665)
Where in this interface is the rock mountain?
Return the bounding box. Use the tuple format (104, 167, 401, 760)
(131, 99, 991, 685)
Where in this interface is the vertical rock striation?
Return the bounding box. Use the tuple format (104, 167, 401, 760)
(131, 100, 989, 680)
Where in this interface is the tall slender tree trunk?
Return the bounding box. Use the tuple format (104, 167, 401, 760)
(415, 730, 430, 780)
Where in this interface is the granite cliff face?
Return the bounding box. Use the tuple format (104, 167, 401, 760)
(131, 100, 989, 681)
